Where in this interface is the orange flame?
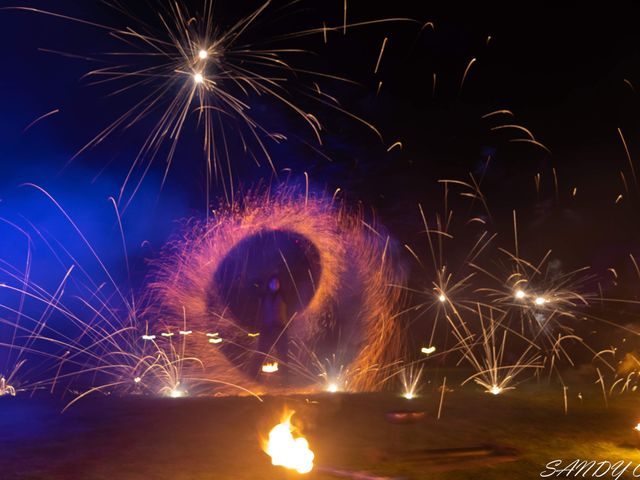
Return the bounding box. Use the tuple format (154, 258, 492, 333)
(261, 362, 279, 373)
(264, 411, 314, 474)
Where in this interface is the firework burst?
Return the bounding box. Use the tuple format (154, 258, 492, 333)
(7, 1, 413, 207)
(448, 304, 543, 395)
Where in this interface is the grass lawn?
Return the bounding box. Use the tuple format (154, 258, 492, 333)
(1, 373, 639, 479)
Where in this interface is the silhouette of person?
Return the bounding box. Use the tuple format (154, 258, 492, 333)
(257, 276, 289, 374)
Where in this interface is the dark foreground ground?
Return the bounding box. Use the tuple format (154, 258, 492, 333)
(1, 377, 639, 480)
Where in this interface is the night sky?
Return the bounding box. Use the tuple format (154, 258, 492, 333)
(1, 0, 640, 316)
(4, 4, 640, 477)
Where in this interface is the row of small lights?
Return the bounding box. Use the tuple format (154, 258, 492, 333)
(141, 330, 263, 343)
(435, 289, 549, 305)
(138, 287, 534, 401)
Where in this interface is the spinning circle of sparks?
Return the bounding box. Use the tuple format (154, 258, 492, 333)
(147, 186, 405, 394)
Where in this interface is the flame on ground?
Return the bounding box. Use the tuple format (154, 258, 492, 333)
(264, 411, 314, 474)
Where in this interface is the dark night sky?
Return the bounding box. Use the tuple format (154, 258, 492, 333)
(1, 0, 640, 300)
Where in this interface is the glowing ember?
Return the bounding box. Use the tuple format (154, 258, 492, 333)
(193, 72, 204, 84)
(262, 362, 279, 373)
(160, 382, 187, 398)
(168, 388, 186, 398)
(634, 423, 640, 432)
(141, 334, 156, 341)
(534, 296, 547, 306)
(198, 49, 208, 60)
(438, 294, 446, 303)
(421, 346, 436, 355)
(264, 411, 314, 474)
(403, 392, 414, 400)
(208, 332, 223, 344)
(489, 385, 502, 395)
(326, 383, 339, 393)
(133, 376, 141, 384)
(515, 289, 526, 299)
(0, 377, 16, 397)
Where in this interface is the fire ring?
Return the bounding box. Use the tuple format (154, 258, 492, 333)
(147, 187, 405, 394)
